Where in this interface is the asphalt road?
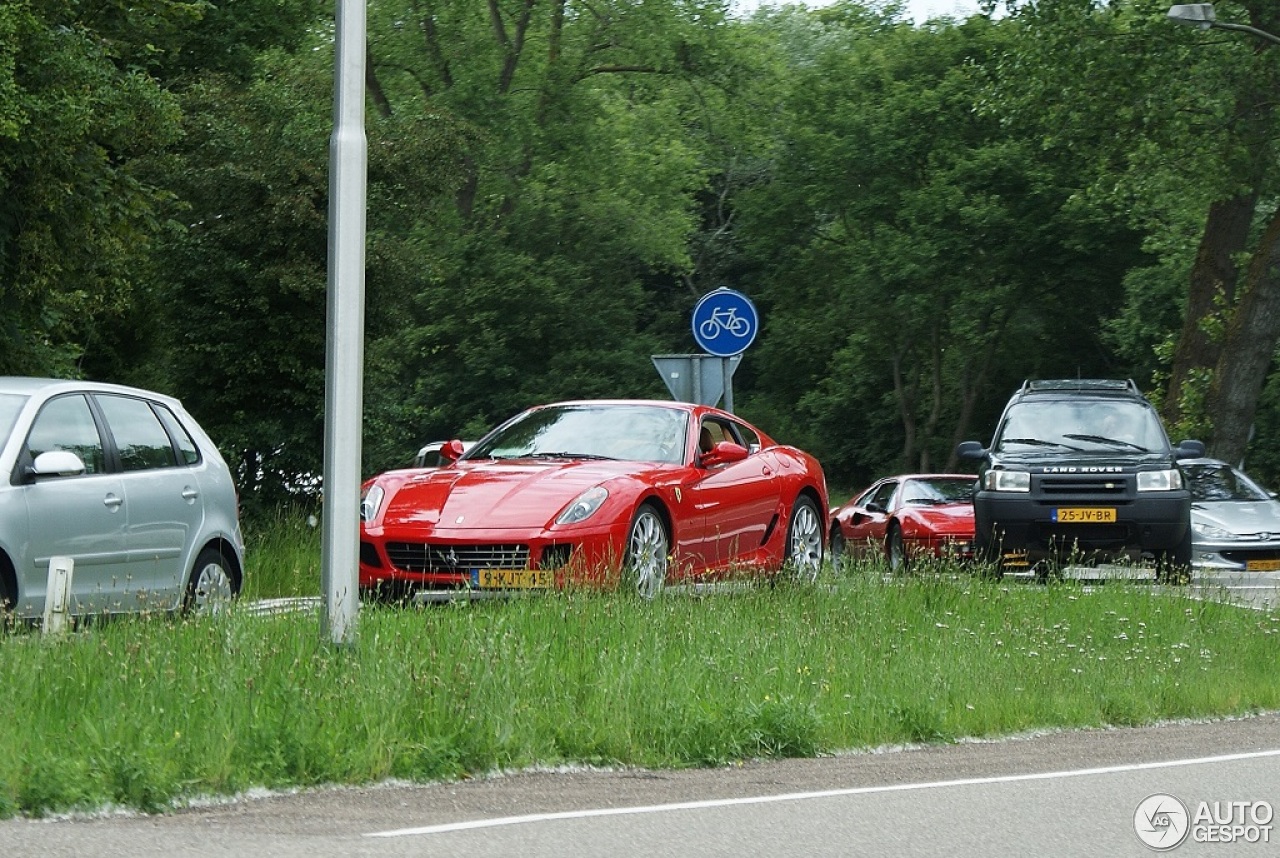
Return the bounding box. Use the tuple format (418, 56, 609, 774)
(3, 715, 1278, 857)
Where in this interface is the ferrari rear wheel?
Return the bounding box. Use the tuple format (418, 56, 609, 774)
(887, 524, 909, 574)
(785, 496, 823, 583)
(829, 527, 846, 563)
(625, 503, 669, 599)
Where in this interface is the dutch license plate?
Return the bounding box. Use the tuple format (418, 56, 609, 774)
(1054, 507, 1117, 523)
(1246, 559, 1280, 572)
(472, 568, 554, 589)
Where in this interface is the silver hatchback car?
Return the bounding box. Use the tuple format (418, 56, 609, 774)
(0, 377, 245, 620)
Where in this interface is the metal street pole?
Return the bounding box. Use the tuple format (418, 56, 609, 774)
(1167, 4, 1280, 46)
(320, 0, 367, 647)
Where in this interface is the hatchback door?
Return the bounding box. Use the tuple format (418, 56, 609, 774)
(20, 393, 130, 616)
(95, 393, 205, 612)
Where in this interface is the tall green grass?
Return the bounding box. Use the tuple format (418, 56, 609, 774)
(2, 556, 1277, 818)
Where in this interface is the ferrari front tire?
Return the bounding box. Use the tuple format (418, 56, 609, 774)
(625, 503, 669, 599)
(785, 495, 824, 582)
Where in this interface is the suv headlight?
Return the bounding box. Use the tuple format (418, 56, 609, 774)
(556, 486, 609, 524)
(984, 470, 1030, 492)
(1137, 468, 1182, 492)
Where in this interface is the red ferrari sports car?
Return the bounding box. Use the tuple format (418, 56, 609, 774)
(359, 400, 828, 600)
(828, 474, 975, 572)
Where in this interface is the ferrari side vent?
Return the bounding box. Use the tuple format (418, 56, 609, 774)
(760, 513, 779, 546)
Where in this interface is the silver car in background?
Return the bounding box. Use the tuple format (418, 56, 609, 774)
(1181, 458, 1280, 574)
(0, 377, 245, 620)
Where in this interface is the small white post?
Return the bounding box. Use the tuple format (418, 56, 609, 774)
(43, 556, 74, 635)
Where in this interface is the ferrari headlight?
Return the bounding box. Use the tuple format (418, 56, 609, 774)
(983, 470, 1030, 492)
(360, 485, 385, 522)
(556, 486, 609, 525)
(1137, 468, 1181, 492)
(1192, 520, 1236, 540)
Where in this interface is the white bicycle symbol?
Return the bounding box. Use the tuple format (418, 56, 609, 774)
(699, 307, 751, 340)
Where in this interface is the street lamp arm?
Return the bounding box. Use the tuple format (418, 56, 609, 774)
(1212, 21, 1280, 47)
(1167, 4, 1280, 47)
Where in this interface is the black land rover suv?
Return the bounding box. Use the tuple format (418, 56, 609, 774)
(956, 379, 1205, 578)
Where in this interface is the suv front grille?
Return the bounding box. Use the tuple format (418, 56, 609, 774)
(386, 543, 530, 572)
(1038, 475, 1130, 496)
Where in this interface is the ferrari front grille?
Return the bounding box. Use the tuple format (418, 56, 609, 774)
(385, 543, 530, 573)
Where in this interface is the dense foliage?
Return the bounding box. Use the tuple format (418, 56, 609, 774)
(3, 0, 1279, 511)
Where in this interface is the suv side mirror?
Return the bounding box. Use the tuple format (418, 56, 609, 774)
(956, 441, 987, 462)
(1174, 439, 1206, 460)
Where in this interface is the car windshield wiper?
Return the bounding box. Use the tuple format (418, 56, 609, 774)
(998, 438, 1083, 451)
(1063, 434, 1149, 452)
(527, 451, 617, 460)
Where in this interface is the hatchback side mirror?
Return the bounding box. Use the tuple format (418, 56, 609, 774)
(23, 450, 87, 483)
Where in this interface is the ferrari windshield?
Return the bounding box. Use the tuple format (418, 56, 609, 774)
(466, 404, 690, 465)
(901, 477, 975, 504)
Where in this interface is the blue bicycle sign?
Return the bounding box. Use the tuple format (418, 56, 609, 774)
(691, 288, 759, 357)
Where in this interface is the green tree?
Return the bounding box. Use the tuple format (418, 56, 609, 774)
(0, 0, 182, 375)
(730, 5, 1148, 487)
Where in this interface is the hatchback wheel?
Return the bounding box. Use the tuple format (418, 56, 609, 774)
(184, 547, 239, 615)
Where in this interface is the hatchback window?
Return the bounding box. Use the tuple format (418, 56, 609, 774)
(155, 404, 201, 466)
(26, 394, 106, 474)
(97, 394, 178, 471)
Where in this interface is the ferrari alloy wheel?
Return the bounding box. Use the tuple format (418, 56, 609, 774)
(785, 496, 824, 582)
(625, 503, 669, 599)
(887, 524, 909, 574)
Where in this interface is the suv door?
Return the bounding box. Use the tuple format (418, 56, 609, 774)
(94, 393, 205, 612)
(21, 393, 129, 614)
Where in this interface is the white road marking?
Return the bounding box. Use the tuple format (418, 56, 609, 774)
(366, 747, 1280, 838)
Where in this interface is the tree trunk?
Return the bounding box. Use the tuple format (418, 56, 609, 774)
(1207, 212, 1280, 465)
(1161, 193, 1255, 427)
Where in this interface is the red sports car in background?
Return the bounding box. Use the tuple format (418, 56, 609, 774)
(359, 400, 828, 600)
(829, 474, 975, 572)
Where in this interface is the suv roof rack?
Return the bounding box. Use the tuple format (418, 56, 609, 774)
(1020, 378, 1139, 394)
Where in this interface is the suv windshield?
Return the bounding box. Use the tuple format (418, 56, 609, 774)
(996, 400, 1167, 453)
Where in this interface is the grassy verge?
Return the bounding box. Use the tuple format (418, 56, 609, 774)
(2, 554, 1277, 818)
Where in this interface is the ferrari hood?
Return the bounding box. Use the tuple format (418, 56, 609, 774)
(906, 503, 975, 535)
(380, 459, 649, 530)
